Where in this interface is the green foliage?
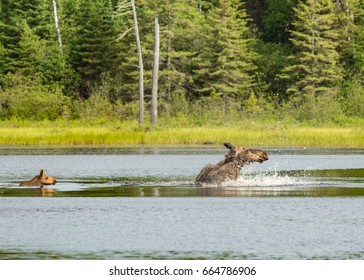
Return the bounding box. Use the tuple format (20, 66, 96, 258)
(341, 78, 364, 118)
(14, 21, 68, 86)
(158, 93, 240, 126)
(244, 91, 265, 119)
(210, 0, 257, 99)
(255, 41, 292, 103)
(0, 72, 66, 120)
(66, 0, 121, 96)
(262, 0, 294, 43)
(77, 91, 115, 121)
(192, 0, 256, 103)
(0, 0, 55, 72)
(0, 0, 363, 126)
(0, 42, 5, 74)
(284, 0, 344, 99)
(293, 95, 344, 125)
(351, 0, 364, 73)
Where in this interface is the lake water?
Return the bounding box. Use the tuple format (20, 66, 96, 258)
(0, 146, 363, 259)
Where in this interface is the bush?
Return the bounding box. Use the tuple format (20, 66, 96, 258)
(293, 94, 344, 125)
(341, 79, 364, 118)
(0, 73, 65, 120)
(77, 91, 114, 121)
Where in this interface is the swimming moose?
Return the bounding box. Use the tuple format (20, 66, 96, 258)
(195, 143, 268, 185)
(19, 169, 57, 188)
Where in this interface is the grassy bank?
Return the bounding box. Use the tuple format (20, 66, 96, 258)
(0, 120, 363, 147)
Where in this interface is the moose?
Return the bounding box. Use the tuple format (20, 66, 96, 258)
(195, 143, 268, 185)
(19, 169, 57, 188)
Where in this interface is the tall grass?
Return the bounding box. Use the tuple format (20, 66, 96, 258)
(0, 120, 362, 147)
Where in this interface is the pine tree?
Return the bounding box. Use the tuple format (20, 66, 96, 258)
(0, 0, 55, 73)
(332, 0, 359, 73)
(350, 0, 364, 73)
(337, 0, 364, 118)
(15, 21, 67, 85)
(13, 21, 45, 75)
(115, 0, 205, 102)
(156, 0, 206, 100)
(262, 0, 294, 43)
(0, 42, 5, 75)
(70, 0, 120, 97)
(284, 0, 344, 99)
(0, 0, 24, 73)
(192, 0, 256, 104)
(0, 0, 72, 90)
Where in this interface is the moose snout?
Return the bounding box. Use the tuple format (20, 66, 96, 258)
(259, 153, 269, 163)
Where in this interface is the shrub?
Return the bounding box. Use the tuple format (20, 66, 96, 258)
(0, 72, 65, 120)
(77, 91, 115, 121)
(341, 79, 364, 118)
(294, 94, 344, 125)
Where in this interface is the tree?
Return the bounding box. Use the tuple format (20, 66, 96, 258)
(13, 21, 46, 76)
(115, 0, 206, 112)
(350, 0, 364, 73)
(52, 0, 63, 53)
(284, 0, 344, 100)
(69, 0, 120, 97)
(0, 0, 39, 73)
(192, 0, 257, 111)
(255, 42, 291, 104)
(262, 0, 294, 44)
(151, 18, 160, 125)
(154, 0, 206, 100)
(337, 1, 364, 118)
(0, 42, 6, 75)
(131, 0, 145, 125)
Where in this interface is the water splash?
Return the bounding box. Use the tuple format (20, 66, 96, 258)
(108, 180, 194, 187)
(214, 162, 314, 188)
(221, 172, 310, 188)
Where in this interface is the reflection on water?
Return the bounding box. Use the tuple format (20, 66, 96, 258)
(0, 147, 364, 260)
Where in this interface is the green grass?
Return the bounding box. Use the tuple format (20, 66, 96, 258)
(0, 120, 363, 147)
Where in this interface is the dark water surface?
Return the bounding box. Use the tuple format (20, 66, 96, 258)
(0, 147, 363, 259)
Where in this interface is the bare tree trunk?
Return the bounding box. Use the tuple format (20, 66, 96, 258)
(151, 18, 160, 125)
(131, 0, 144, 125)
(52, 0, 63, 54)
(166, 9, 172, 99)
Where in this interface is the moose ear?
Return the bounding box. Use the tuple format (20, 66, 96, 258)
(39, 169, 44, 177)
(223, 142, 234, 150)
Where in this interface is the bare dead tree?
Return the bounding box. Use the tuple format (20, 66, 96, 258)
(131, 0, 144, 125)
(151, 18, 160, 125)
(51, 0, 63, 53)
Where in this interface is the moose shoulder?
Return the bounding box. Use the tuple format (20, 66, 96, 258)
(195, 143, 268, 185)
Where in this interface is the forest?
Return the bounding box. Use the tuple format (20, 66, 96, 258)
(1, 0, 364, 127)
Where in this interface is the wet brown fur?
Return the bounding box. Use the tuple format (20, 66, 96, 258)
(195, 143, 268, 185)
(19, 169, 57, 187)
